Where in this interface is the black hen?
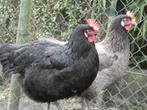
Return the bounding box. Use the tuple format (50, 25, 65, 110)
(0, 24, 99, 103)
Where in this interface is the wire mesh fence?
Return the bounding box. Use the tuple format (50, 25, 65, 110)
(0, 0, 147, 110)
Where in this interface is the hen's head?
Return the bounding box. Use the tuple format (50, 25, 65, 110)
(112, 11, 136, 31)
(86, 19, 100, 42)
(71, 19, 100, 44)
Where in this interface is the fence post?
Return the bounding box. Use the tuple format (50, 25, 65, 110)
(7, 0, 32, 110)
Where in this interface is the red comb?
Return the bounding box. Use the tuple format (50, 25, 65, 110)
(86, 19, 100, 32)
(126, 11, 136, 22)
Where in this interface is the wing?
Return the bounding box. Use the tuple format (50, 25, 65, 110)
(0, 39, 68, 76)
(17, 41, 69, 69)
(40, 46, 71, 70)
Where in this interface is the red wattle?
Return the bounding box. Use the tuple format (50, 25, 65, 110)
(88, 35, 96, 43)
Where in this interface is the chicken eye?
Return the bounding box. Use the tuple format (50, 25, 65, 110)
(123, 18, 131, 22)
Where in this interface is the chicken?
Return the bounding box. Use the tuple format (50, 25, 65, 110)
(0, 22, 100, 109)
(72, 11, 137, 110)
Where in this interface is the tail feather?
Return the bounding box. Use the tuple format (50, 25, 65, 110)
(0, 44, 30, 77)
(0, 44, 19, 77)
(0, 44, 18, 54)
(0, 54, 8, 62)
